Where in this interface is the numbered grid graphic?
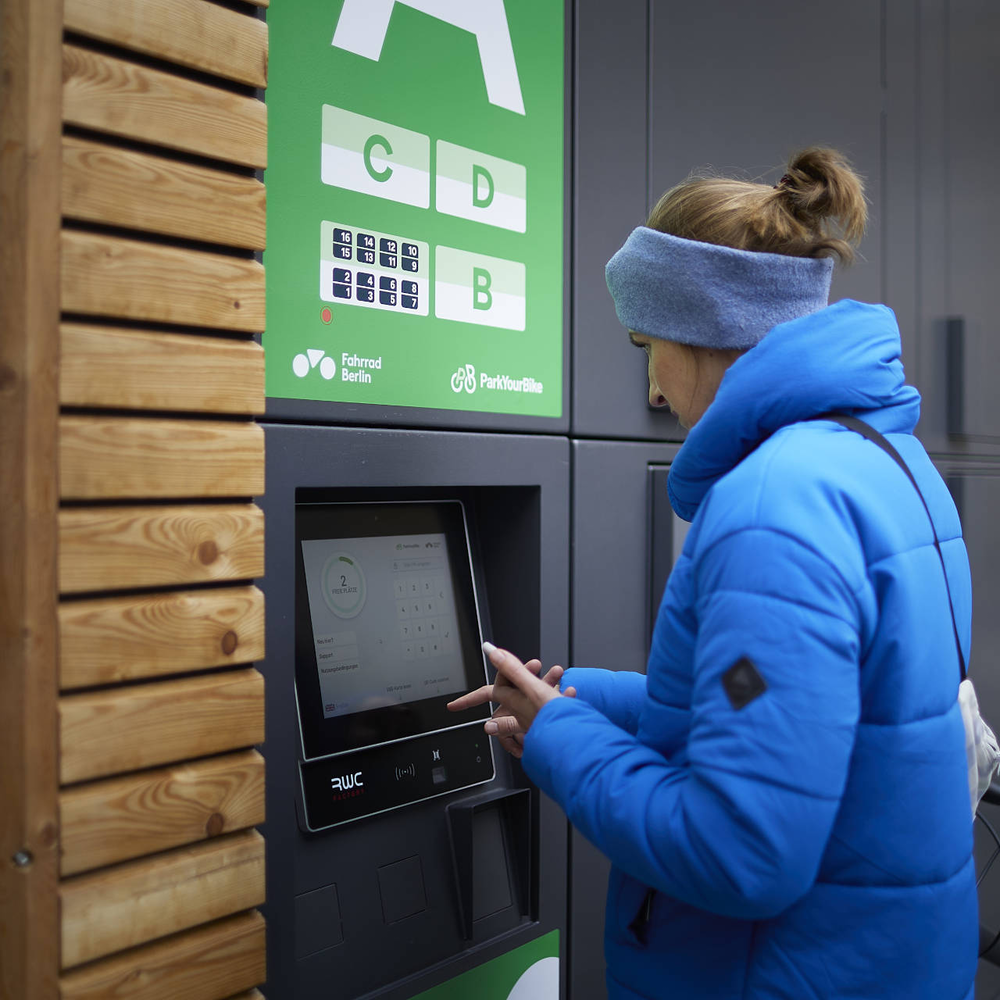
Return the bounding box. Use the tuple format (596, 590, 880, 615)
(320, 220, 429, 316)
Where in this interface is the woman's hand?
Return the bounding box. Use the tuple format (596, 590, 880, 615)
(447, 643, 576, 758)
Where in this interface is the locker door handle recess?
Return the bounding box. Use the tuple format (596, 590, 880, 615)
(947, 316, 965, 436)
(447, 787, 532, 941)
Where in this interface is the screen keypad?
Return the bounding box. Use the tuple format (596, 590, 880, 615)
(394, 573, 452, 660)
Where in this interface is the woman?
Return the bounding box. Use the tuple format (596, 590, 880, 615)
(449, 148, 977, 998)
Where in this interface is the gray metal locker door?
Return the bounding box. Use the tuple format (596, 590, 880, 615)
(648, 0, 883, 310)
(570, 439, 679, 1000)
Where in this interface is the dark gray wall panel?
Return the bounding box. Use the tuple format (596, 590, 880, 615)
(569, 438, 679, 1000)
(572, 0, 685, 441)
(909, 0, 1000, 459)
(648, 0, 883, 311)
(883, 0, 920, 380)
(916, 0, 1000, 453)
(944, 473, 1000, 760)
(575, 0, 888, 442)
(572, 439, 679, 671)
(942, 1, 1000, 442)
(941, 470, 1000, 994)
(913, 0, 956, 453)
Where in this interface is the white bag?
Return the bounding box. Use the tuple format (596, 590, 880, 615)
(959, 677, 1000, 820)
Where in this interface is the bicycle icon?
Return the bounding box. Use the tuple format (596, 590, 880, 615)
(450, 364, 476, 394)
(293, 349, 337, 380)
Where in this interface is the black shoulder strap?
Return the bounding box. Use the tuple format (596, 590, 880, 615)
(814, 412, 967, 682)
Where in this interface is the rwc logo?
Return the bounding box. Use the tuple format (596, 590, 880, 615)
(330, 771, 364, 801)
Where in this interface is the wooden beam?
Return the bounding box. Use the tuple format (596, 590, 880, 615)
(60, 669, 265, 784)
(0, 0, 63, 993)
(59, 910, 266, 1000)
(61, 231, 265, 332)
(60, 750, 265, 876)
(64, 0, 268, 89)
(60, 585, 265, 687)
(62, 44, 266, 169)
(59, 504, 264, 595)
(60, 324, 265, 414)
(60, 416, 265, 501)
(60, 831, 265, 969)
(62, 137, 266, 250)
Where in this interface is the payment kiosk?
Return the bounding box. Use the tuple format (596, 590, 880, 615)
(260, 427, 569, 999)
(262, 2, 569, 995)
(294, 500, 495, 832)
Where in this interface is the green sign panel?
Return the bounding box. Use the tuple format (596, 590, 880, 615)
(412, 931, 560, 1000)
(265, 1, 565, 417)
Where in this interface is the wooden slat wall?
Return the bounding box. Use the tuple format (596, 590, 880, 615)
(59, 587, 266, 685)
(52, 2, 269, 996)
(59, 504, 265, 592)
(60, 751, 265, 876)
(61, 232, 266, 331)
(62, 45, 266, 168)
(64, 0, 268, 88)
(59, 911, 266, 1000)
(62, 140, 266, 249)
(60, 831, 266, 968)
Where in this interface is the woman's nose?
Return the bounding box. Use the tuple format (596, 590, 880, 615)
(648, 382, 668, 408)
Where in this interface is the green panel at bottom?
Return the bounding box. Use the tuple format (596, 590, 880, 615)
(412, 931, 560, 1000)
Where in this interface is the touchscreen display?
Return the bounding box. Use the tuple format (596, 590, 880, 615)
(294, 500, 491, 760)
(300, 532, 466, 719)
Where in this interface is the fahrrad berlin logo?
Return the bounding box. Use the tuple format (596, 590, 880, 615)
(451, 363, 477, 394)
(293, 349, 337, 380)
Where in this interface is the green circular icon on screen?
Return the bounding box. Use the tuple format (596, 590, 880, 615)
(322, 553, 366, 619)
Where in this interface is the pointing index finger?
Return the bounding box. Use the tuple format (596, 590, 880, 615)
(446, 683, 494, 712)
(483, 641, 535, 687)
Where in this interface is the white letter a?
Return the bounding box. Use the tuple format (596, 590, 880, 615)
(332, 0, 526, 116)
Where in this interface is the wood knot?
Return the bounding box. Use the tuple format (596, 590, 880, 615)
(197, 540, 219, 565)
(233, 300, 241, 309)
(39, 822, 58, 849)
(0, 363, 18, 393)
(205, 812, 225, 837)
(221, 630, 238, 655)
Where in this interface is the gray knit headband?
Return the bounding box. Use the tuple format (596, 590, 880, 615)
(605, 227, 834, 349)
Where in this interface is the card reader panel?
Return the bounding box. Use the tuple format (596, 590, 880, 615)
(299, 723, 495, 831)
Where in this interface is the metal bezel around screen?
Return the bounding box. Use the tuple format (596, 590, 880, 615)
(293, 498, 492, 763)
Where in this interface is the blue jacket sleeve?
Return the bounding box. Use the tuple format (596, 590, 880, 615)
(522, 527, 862, 920)
(559, 667, 646, 735)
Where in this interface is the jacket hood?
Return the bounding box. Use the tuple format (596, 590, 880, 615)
(668, 299, 921, 521)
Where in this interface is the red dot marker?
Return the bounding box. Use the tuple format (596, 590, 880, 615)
(320, 307, 332, 324)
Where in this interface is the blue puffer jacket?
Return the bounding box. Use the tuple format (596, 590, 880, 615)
(523, 300, 977, 998)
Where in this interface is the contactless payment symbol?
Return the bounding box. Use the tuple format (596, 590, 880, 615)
(322, 553, 367, 619)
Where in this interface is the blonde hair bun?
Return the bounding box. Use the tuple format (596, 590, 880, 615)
(647, 146, 867, 264)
